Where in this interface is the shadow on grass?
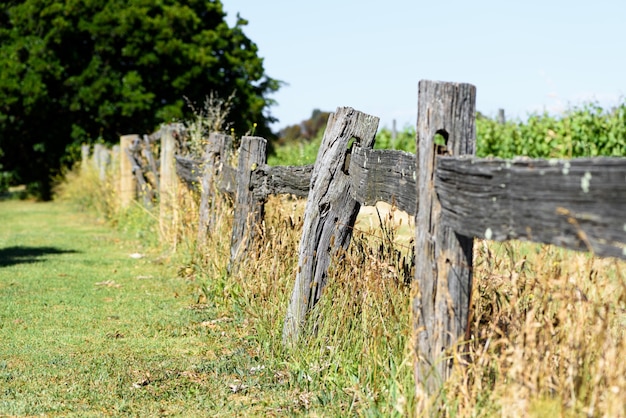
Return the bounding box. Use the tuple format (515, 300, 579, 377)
(0, 246, 79, 267)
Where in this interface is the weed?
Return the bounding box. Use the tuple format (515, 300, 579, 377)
(184, 91, 235, 158)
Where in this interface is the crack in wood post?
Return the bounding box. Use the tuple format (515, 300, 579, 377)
(283, 107, 379, 346)
(119, 134, 138, 208)
(413, 80, 476, 398)
(229, 136, 267, 272)
(159, 124, 181, 246)
(197, 133, 233, 246)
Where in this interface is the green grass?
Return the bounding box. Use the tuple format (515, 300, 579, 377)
(2, 198, 399, 416)
(6, 158, 626, 416)
(0, 200, 240, 416)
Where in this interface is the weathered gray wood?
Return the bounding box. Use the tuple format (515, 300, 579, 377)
(283, 107, 379, 346)
(497, 108, 506, 124)
(198, 133, 234, 245)
(173, 144, 417, 214)
(413, 80, 476, 394)
(175, 155, 237, 195)
(81, 145, 90, 173)
(126, 136, 154, 205)
(111, 145, 120, 174)
(218, 165, 237, 194)
(252, 164, 314, 199)
(120, 134, 138, 207)
(176, 140, 625, 261)
(229, 136, 268, 268)
(174, 156, 202, 190)
(436, 156, 626, 260)
(160, 124, 178, 245)
(93, 144, 103, 171)
(96, 144, 111, 181)
(92, 144, 105, 180)
(127, 145, 147, 192)
(348, 146, 417, 214)
(142, 134, 160, 191)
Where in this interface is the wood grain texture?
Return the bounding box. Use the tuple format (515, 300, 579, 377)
(413, 80, 476, 394)
(119, 135, 138, 207)
(348, 146, 417, 214)
(229, 136, 267, 269)
(175, 156, 237, 195)
(218, 165, 237, 195)
(198, 133, 233, 245)
(174, 145, 417, 211)
(142, 134, 160, 191)
(125, 146, 153, 205)
(283, 107, 379, 345)
(159, 125, 179, 245)
(251, 164, 314, 199)
(174, 156, 199, 189)
(436, 156, 626, 259)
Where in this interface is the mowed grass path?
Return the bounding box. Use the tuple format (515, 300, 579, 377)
(0, 200, 269, 416)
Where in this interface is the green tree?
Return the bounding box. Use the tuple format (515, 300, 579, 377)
(0, 0, 280, 199)
(277, 109, 330, 145)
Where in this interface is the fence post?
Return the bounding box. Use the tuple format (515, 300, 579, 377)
(92, 143, 102, 172)
(282, 107, 379, 346)
(229, 136, 267, 269)
(159, 124, 179, 245)
(81, 145, 90, 173)
(413, 80, 476, 398)
(392, 118, 397, 142)
(142, 135, 160, 192)
(93, 144, 110, 181)
(120, 135, 138, 208)
(111, 145, 120, 176)
(198, 133, 233, 246)
(497, 108, 506, 124)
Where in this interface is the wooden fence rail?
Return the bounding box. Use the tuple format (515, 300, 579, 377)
(435, 156, 626, 259)
(119, 79, 626, 399)
(175, 136, 626, 263)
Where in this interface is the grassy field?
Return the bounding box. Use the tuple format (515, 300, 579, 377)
(0, 199, 216, 415)
(0, 193, 414, 416)
(2, 164, 625, 416)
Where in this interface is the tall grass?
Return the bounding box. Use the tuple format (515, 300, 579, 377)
(183, 195, 417, 415)
(182, 190, 625, 416)
(450, 242, 626, 416)
(53, 114, 625, 416)
(54, 159, 160, 247)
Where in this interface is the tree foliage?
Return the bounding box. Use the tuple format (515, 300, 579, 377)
(0, 0, 280, 198)
(277, 109, 330, 145)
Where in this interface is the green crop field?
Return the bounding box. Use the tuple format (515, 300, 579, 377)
(270, 101, 626, 166)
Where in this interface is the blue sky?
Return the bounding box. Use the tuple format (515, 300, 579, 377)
(223, 0, 625, 131)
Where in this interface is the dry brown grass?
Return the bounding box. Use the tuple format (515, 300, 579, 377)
(170, 188, 625, 416)
(62, 156, 625, 416)
(445, 241, 626, 417)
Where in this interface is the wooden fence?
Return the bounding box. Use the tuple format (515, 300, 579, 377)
(80, 143, 119, 180)
(118, 79, 626, 397)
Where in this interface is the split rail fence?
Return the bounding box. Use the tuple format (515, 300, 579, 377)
(100, 79, 626, 396)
